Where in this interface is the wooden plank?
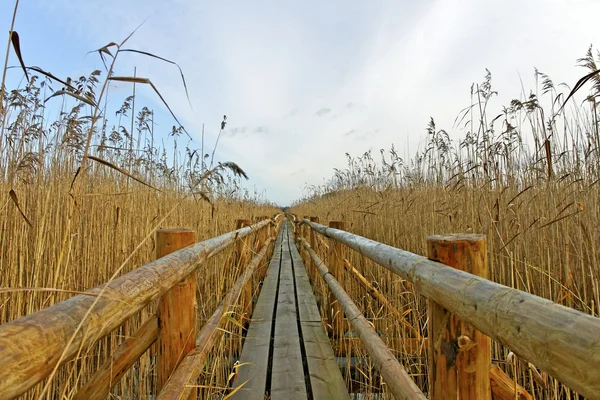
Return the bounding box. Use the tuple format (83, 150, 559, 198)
(290, 221, 349, 397)
(290, 241, 322, 323)
(231, 321, 272, 400)
(231, 229, 283, 399)
(302, 321, 350, 399)
(271, 254, 306, 399)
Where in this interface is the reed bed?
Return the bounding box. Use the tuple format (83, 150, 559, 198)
(0, 9, 278, 398)
(292, 57, 600, 399)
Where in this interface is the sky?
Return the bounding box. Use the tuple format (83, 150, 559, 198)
(3, 0, 600, 205)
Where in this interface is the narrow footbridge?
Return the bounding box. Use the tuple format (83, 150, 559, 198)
(231, 221, 348, 399)
(0, 215, 599, 400)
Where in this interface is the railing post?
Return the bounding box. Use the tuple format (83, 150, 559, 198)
(309, 217, 319, 283)
(156, 229, 197, 393)
(236, 219, 252, 322)
(328, 221, 346, 338)
(427, 234, 491, 400)
(302, 215, 309, 239)
(256, 217, 269, 281)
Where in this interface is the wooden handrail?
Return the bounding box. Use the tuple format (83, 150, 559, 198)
(342, 257, 419, 339)
(0, 218, 272, 400)
(158, 237, 274, 400)
(301, 219, 600, 399)
(298, 237, 426, 399)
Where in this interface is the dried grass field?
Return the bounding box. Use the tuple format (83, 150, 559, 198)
(2, 1, 600, 398)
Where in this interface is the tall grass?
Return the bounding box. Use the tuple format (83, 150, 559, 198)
(293, 53, 600, 399)
(0, 8, 278, 398)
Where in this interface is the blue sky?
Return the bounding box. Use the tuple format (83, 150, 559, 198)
(3, 0, 600, 205)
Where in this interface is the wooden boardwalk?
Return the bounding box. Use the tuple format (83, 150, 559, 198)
(232, 221, 349, 400)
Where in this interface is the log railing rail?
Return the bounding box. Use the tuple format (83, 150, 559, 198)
(299, 218, 600, 400)
(0, 216, 279, 400)
(298, 237, 426, 400)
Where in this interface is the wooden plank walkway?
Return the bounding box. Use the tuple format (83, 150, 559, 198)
(232, 220, 349, 399)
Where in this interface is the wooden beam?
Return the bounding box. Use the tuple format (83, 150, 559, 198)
(333, 337, 428, 357)
(427, 234, 491, 400)
(0, 218, 272, 400)
(304, 220, 600, 399)
(343, 258, 420, 339)
(328, 221, 346, 338)
(158, 238, 273, 400)
(235, 219, 252, 320)
(230, 237, 282, 400)
(308, 217, 319, 283)
(156, 229, 197, 395)
(75, 316, 158, 400)
(299, 238, 426, 399)
(490, 365, 533, 400)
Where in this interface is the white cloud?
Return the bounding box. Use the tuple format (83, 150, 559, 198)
(13, 0, 600, 204)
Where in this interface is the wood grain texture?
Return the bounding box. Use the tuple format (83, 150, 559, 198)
(302, 321, 350, 399)
(305, 220, 600, 399)
(230, 228, 284, 400)
(289, 227, 349, 398)
(342, 257, 419, 338)
(158, 238, 273, 400)
(490, 365, 533, 400)
(156, 229, 197, 394)
(75, 316, 158, 400)
(300, 238, 426, 399)
(0, 218, 272, 400)
(427, 234, 491, 400)
(288, 237, 321, 322)
(271, 247, 306, 399)
(328, 221, 346, 338)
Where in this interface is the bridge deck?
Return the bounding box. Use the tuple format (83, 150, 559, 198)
(232, 221, 349, 399)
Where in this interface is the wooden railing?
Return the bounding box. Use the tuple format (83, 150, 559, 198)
(0, 215, 281, 400)
(296, 217, 600, 400)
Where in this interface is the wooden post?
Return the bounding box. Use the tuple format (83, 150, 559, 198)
(309, 217, 319, 283)
(328, 221, 345, 338)
(302, 215, 309, 239)
(235, 219, 252, 321)
(256, 217, 268, 281)
(427, 234, 491, 400)
(156, 229, 197, 393)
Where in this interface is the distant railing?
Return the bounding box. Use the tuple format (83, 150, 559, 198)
(296, 216, 600, 400)
(0, 215, 281, 400)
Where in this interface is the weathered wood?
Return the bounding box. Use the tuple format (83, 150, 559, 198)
(300, 238, 426, 399)
(302, 321, 350, 399)
(75, 316, 159, 400)
(308, 217, 319, 282)
(308, 222, 600, 398)
(301, 215, 309, 239)
(158, 238, 273, 400)
(490, 365, 533, 400)
(304, 220, 600, 399)
(288, 236, 321, 322)
(156, 229, 197, 394)
(0, 218, 272, 400)
(288, 225, 349, 398)
(271, 248, 306, 399)
(230, 231, 283, 399)
(333, 337, 428, 357)
(343, 257, 419, 338)
(235, 219, 253, 321)
(328, 221, 346, 338)
(427, 234, 491, 400)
